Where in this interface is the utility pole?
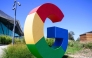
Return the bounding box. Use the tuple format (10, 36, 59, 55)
(12, 0, 21, 45)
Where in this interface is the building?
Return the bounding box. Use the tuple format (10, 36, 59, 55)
(0, 10, 23, 37)
(80, 31, 92, 42)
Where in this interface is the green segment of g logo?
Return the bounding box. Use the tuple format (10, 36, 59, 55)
(24, 3, 68, 58)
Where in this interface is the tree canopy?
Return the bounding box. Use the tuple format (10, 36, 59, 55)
(68, 31, 75, 40)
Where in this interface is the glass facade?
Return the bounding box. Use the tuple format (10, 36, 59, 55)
(0, 22, 19, 37)
(0, 10, 23, 37)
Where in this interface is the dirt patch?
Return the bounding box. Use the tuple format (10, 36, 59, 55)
(69, 49, 92, 58)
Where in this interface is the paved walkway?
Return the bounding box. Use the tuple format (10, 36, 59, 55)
(0, 44, 8, 58)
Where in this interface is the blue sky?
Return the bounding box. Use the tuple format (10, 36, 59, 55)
(0, 0, 92, 40)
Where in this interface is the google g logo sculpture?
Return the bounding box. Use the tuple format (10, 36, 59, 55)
(24, 3, 68, 58)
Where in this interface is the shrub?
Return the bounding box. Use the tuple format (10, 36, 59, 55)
(2, 38, 53, 58)
(45, 38, 55, 47)
(14, 37, 25, 44)
(14, 38, 21, 44)
(66, 41, 83, 54)
(2, 44, 36, 58)
(83, 42, 92, 49)
(0, 35, 12, 44)
(5, 36, 12, 44)
(68, 41, 74, 47)
(21, 37, 26, 44)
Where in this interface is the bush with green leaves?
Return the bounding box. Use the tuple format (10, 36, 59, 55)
(14, 38, 21, 43)
(14, 37, 25, 44)
(0, 35, 12, 44)
(2, 44, 36, 58)
(83, 42, 92, 49)
(68, 41, 74, 47)
(66, 41, 83, 54)
(45, 38, 55, 47)
(2, 37, 29, 58)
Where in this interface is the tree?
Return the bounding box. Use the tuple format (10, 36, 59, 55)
(68, 31, 75, 40)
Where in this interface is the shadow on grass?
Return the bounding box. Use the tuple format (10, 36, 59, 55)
(62, 55, 72, 58)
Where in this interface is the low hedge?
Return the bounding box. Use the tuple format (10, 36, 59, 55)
(0, 35, 12, 44)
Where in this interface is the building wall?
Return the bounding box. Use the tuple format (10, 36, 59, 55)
(80, 33, 92, 41)
(80, 35, 87, 41)
(0, 22, 19, 36)
(86, 33, 92, 41)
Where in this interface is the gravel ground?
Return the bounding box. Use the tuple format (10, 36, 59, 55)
(69, 49, 92, 58)
(0, 45, 8, 58)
